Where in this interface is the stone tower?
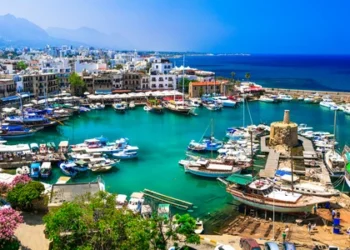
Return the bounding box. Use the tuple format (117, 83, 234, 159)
(269, 110, 298, 148)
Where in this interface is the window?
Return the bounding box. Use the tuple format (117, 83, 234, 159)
(152, 77, 156, 82)
(159, 78, 164, 81)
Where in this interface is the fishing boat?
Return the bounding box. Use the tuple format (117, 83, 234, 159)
(214, 96, 237, 107)
(40, 162, 52, 178)
(58, 141, 69, 154)
(277, 94, 293, 102)
(184, 158, 242, 178)
(259, 95, 279, 103)
(74, 160, 89, 172)
(112, 147, 138, 159)
(88, 157, 117, 173)
(59, 161, 78, 177)
(194, 218, 204, 234)
(95, 102, 105, 110)
(0, 124, 40, 139)
(30, 162, 41, 178)
(15, 166, 30, 175)
(113, 103, 126, 113)
(129, 101, 136, 109)
(164, 100, 192, 115)
(145, 99, 163, 113)
(225, 175, 329, 213)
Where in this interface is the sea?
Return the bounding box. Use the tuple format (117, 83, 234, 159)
(173, 54, 350, 91)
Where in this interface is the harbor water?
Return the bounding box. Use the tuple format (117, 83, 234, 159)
(7, 101, 350, 217)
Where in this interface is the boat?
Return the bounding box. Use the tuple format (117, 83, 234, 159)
(129, 101, 136, 109)
(225, 175, 329, 213)
(277, 94, 293, 102)
(0, 124, 40, 139)
(39, 144, 47, 154)
(59, 161, 78, 177)
(145, 99, 163, 113)
(88, 157, 117, 172)
(164, 100, 192, 115)
(259, 95, 279, 103)
(187, 140, 206, 152)
(4, 114, 57, 128)
(127, 192, 144, 213)
(194, 218, 204, 234)
(203, 101, 222, 111)
(40, 162, 52, 178)
(188, 99, 201, 107)
(342, 146, 350, 188)
(297, 96, 304, 101)
(320, 99, 337, 109)
(89, 104, 96, 110)
(74, 160, 89, 172)
(30, 162, 41, 178)
(184, 158, 242, 178)
(325, 150, 345, 176)
(58, 141, 69, 154)
(95, 103, 105, 110)
(178, 154, 200, 166)
(158, 204, 170, 219)
(113, 103, 126, 113)
(112, 147, 138, 159)
(15, 166, 30, 175)
(214, 96, 237, 107)
(116, 194, 128, 209)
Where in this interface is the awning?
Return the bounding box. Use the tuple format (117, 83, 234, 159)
(226, 174, 253, 185)
(95, 90, 112, 95)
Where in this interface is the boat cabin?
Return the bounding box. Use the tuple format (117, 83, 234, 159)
(84, 138, 101, 148)
(58, 141, 69, 153)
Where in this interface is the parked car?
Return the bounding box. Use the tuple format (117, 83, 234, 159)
(215, 244, 235, 250)
(240, 238, 262, 250)
(328, 247, 339, 250)
(283, 242, 296, 250)
(264, 242, 279, 250)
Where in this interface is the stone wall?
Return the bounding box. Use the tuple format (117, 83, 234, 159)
(269, 121, 298, 148)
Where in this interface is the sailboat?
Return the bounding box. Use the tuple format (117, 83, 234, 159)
(164, 55, 193, 115)
(324, 111, 345, 177)
(342, 145, 350, 188)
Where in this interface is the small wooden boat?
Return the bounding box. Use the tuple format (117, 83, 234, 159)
(40, 162, 52, 178)
(60, 161, 78, 177)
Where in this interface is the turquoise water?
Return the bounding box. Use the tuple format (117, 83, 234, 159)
(10, 101, 350, 215)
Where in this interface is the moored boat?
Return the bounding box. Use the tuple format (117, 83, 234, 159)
(59, 161, 78, 177)
(129, 101, 136, 109)
(40, 162, 52, 178)
(112, 147, 138, 159)
(30, 162, 41, 178)
(113, 103, 127, 113)
(225, 175, 329, 213)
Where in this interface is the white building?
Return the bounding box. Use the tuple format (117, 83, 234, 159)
(39, 57, 71, 74)
(151, 58, 172, 74)
(74, 59, 107, 74)
(149, 75, 177, 90)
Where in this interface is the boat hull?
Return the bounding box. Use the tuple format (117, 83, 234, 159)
(345, 175, 350, 189)
(0, 132, 35, 138)
(231, 195, 313, 213)
(185, 166, 241, 178)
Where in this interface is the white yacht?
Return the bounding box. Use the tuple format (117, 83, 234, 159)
(325, 150, 345, 177)
(277, 94, 293, 101)
(213, 96, 237, 107)
(259, 95, 279, 103)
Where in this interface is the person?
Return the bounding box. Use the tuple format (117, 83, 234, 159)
(331, 209, 336, 219)
(282, 231, 286, 242)
(308, 222, 312, 234)
(346, 227, 350, 239)
(313, 205, 317, 215)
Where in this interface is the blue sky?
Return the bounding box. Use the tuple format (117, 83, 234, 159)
(0, 0, 349, 54)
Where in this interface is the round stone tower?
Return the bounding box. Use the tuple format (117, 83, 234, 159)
(269, 110, 298, 148)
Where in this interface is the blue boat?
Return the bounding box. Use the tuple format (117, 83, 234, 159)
(40, 162, 52, 178)
(5, 114, 57, 128)
(30, 162, 41, 178)
(74, 160, 89, 172)
(59, 161, 78, 177)
(202, 137, 223, 151)
(0, 124, 39, 138)
(187, 140, 206, 152)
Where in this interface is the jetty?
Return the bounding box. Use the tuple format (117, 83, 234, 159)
(143, 189, 193, 210)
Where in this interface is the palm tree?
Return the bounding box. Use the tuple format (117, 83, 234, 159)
(245, 72, 251, 81)
(230, 72, 236, 81)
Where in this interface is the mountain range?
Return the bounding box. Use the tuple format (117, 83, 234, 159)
(0, 14, 131, 49)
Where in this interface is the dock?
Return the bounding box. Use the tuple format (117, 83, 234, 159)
(143, 189, 193, 210)
(259, 149, 280, 178)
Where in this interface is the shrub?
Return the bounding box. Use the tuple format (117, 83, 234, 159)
(7, 181, 45, 210)
(0, 182, 10, 194)
(0, 208, 23, 242)
(11, 175, 31, 188)
(0, 238, 21, 250)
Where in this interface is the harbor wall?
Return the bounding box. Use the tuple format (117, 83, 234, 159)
(264, 87, 350, 103)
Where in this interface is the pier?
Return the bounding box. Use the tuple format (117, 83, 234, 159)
(259, 149, 280, 178)
(143, 189, 193, 210)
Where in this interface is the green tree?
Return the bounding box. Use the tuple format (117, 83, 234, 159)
(68, 72, 85, 96)
(7, 181, 45, 211)
(17, 61, 28, 70)
(44, 191, 199, 250)
(245, 72, 251, 81)
(230, 72, 236, 81)
(115, 64, 123, 70)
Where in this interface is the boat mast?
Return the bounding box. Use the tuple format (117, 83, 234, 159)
(249, 129, 254, 177)
(182, 55, 185, 105)
(243, 95, 245, 127)
(333, 110, 337, 153)
(290, 149, 294, 195)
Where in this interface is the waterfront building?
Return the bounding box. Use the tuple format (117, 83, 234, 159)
(0, 76, 17, 98)
(149, 75, 176, 90)
(188, 81, 228, 97)
(237, 81, 264, 94)
(22, 73, 60, 97)
(150, 58, 172, 74)
(81, 71, 113, 94)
